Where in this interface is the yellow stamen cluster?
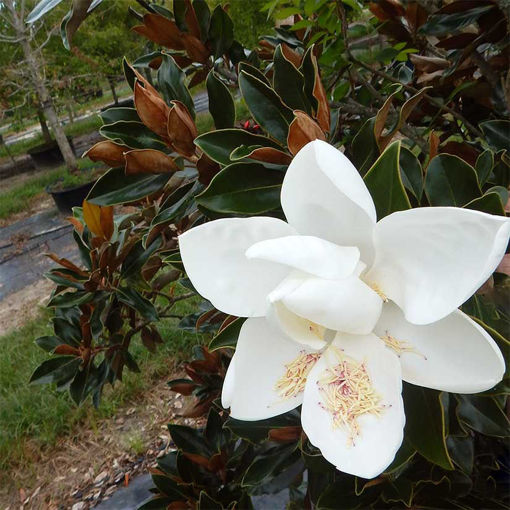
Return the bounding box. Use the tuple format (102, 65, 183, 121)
(381, 333, 427, 359)
(317, 356, 384, 446)
(274, 351, 321, 399)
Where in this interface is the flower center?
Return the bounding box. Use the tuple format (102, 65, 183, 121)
(274, 350, 321, 400)
(317, 352, 384, 446)
(380, 332, 427, 359)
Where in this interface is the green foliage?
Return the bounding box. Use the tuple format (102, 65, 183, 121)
(26, 0, 510, 508)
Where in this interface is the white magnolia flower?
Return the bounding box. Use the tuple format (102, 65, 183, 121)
(179, 140, 509, 478)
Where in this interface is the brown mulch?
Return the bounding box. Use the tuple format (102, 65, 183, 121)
(0, 379, 202, 509)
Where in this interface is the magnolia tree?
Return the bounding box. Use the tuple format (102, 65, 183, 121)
(30, 1, 510, 508)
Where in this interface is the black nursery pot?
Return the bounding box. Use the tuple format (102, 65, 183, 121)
(27, 138, 76, 169)
(47, 180, 96, 214)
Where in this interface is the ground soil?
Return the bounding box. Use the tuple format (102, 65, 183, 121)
(0, 378, 201, 509)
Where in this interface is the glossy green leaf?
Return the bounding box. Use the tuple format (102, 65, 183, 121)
(350, 117, 378, 175)
(209, 318, 246, 351)
(239, 71, 294, 145)
(99, 121, 167, 151)
(168, 424, 212, 456)
(239, 62, 270, 86)
(425, 154, 481, 206)
(117, 287, 158, 322)
(383, 439, 416, 478)
(403, 384, 453, 470)
(35, 336, 63, 353)
(225, 409, 301, 443)
(157, 54, 194, 117)
(364, 141, 411, 219)
(446, 435, 474, 473)
(122, 238, 162, 279)
(480, 120, 510, 152)
(87, 167, 171, 206)
(194, 129, 282, 165)
(151, 182, 198, 228)
(475, 149, 494, 186)
(30, 356, 81, 385)
(300, 46, 319, 112)
(273, 44, 310, 112)
(457, 395, 510, 437)
(208, 5, 234, 58)
(419, 6, 494, 36)
(196, 162, 283, 215)
(53, 317, 81, 345)
(47, 291, 94, 308)
(464, 192, 505, 216)
(132, 51, 163, 69)
(193, 0, 211, 41)
(399, 146, 423, 201)
(100, 107, 140, 125)
(206, 71, 235, 129)
(26, 0, 64, 23)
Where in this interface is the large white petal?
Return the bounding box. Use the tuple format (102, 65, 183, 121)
(221, 355, 236, 409)
(281, 140, 376, 264)
(302, 333, 405, 479)
(246, 235, 360, 280)
(225, 317, 320, 421)
(281, 275, 383, 335)
(366, 207, 510, 324)
(374, 302, 505, 393)
(179, 217, 296, 317)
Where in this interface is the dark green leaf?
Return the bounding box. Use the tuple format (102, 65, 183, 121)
(138, 496, 175, 509)
(480, 120, 510, 152)
(383, 439, 416, 478)
(100, 121, 167, 150)
(425, 154, 481, 206)
(364, 141, 411, 219)
(239, 62, 270, 86)
(225, 409, 301, 443)
(168, 424, 212, 456)
(193, 0, 211, 41)
(419, 6, 494, 36)
(399, 146, 423, 201)
(53, 317, 81, 345)
(151, 182, 198, 228)
(464, 192, 505, 216)
(350, 117, 378, 175)
(209, 318, 246, 351)
(300, 46, 319, 111)
(117, 287, 158, 322)
(457, 395, 509, 437)
(122, 237, 162, 279)
(132, 51, 163, 69)
(196, 162, 283, 215)
(446, 435, 474, 473)
(157, 54, 194, 117)
(35, 336, 63, 353)
(70, 365, 99, 405)
(47, 291, 94, 308)
(239, 71, 294, 145)
(273, 45, 310, 112)
(87, 167, 171, 206)
(403, 383, 453, 470)
(208, 5, 234, 58)
(30, 356, 81, 386)
(194, 129, 282, 165)
(206, 71, 235, 129)
(100, 108, 140, 125)
(475, 149, 494, 186)
(26, 0, 64, 23)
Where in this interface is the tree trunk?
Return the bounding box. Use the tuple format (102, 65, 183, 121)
(5, 0, 78, 173)
(108, 76, 119, 105)
(37, 105, 52, 143)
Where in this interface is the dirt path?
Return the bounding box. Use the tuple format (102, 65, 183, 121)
(0, 378, 200, 509)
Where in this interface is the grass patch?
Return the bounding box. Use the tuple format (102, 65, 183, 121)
(63, 114, 102, 138)
(0, 159, 104, 221)
(0, 296, 203, 473)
